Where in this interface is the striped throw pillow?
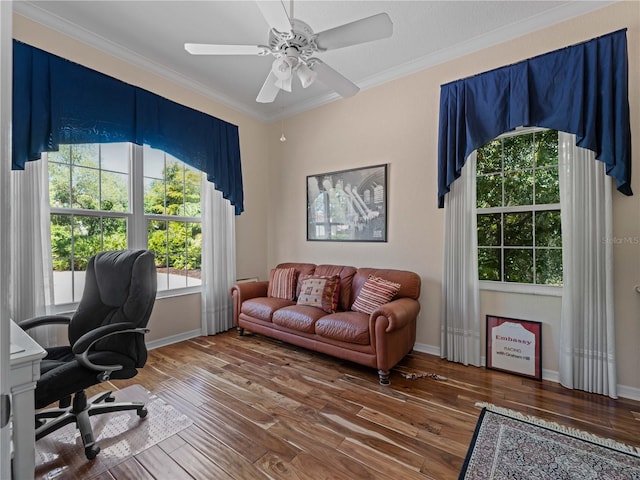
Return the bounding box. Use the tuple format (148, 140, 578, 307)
(267, 267, 298, 300)
(351, 275, 401, 315)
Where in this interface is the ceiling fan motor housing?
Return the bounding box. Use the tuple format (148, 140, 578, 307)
(269, 19, 317, 61)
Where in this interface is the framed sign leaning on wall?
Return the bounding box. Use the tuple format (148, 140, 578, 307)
(307, 164, 387, 242)
(486, 315, 542, 380)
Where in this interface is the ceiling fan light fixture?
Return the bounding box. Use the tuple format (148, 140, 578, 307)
(272, 57, 292, 81)
(297, 63, 317, 88)
(274, 73, 293, 92)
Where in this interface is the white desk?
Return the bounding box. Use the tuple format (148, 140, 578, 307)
(10, 320, 46, 480)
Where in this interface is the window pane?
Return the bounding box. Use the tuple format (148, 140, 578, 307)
(48, 144, 71, 164)
(536, 249, 563, 285)
(477, 139, 502, 174)
(100, 143, 129, 174)
(72, 166, 99, 210)
(144, 177, 165, 215)
(505, 248, 533, 283)
(504, 212, 532, 246)
(143, 145, 166, 179)
(103, 217, 128, 250)
(49, 163, 71, 208)
(72, 144, 99, 168)
(148, 220, 169, 291)
(478, 248, 501, 281)
(477, 213, 501, 246)
(165, 161, 185, 216)
(186, 222, 202, 287)
(504, 171, 533, 206)
(476, 174, 502, 208)
(73, 215, 102, 260)
(51, 214, 72, 304)
(503, 134, 533, 171)
(535, 167, 560, 204)
(535, 130, 558, 167)
(101, 171, 129, 212)
(535, 211, 562, 247)
(185, 168, 202, 217)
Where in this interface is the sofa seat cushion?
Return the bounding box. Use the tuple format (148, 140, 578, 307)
(273, 305, 327, 333)
(241, 297, 294, 322)
(315, 311, 370, 345)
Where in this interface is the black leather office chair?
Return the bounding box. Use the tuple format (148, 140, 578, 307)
(19, 249, 157, 459)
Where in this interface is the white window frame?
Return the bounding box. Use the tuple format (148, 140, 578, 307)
(477, 127, 563, 296)
(48, 143, 203, 313)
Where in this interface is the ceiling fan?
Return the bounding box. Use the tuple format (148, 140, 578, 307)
(184, 1, 393, 103)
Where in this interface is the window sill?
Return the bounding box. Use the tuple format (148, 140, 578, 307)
(50, 287, 202, 314)
(479, 281, 563, 297)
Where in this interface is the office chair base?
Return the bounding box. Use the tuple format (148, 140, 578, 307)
(36, 390, 148, 460)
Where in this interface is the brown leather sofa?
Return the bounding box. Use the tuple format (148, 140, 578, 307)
(231, 262, 421, 385)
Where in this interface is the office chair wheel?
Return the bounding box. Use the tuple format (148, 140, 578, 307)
(85, 445, 100, 460)
(137, 406, 148, 418)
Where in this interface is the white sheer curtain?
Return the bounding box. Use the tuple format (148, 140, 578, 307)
(201, 182, 236, 335)
(10, 157, 56, 346)
(441, 152, 481, 366)
(558, 132, 616, 398)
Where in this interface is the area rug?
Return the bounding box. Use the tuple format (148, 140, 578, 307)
(35, 384, 193, 480)
(460, 402, 640, 480)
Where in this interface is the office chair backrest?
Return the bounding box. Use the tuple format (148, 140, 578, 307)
(69, 250, 157, 368)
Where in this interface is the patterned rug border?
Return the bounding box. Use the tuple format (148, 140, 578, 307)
(474, 401, 640, 457)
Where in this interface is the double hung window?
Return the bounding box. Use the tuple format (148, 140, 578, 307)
(476, 129, 562, 287)
(48, 143, 202, 305)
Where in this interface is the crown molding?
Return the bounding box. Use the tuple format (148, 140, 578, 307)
(13, 1, 270, 122)
(354, 1, 616, 96)
(15, 1, 616, 124)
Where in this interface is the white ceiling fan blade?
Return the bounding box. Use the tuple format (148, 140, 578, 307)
(256, 71, 281, 103)
(185, 43, 266, 55)
(256, 0, 291, 32)
(311, 60, 359, 98)
(315, 13, 393, 51)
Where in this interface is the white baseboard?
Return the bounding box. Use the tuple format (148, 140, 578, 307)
(617, 384, 640, 401)
(413, 342, 640, 402)
(146, 329, 202, 350)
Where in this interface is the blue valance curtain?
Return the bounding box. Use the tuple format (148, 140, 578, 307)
(437, 29, 631, 208)
(13, 40, 244, 215)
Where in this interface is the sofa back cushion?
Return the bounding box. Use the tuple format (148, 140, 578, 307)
(275, 263, 317, 298)
(315, 264, 357, 311)
(351, 268, 421, 307)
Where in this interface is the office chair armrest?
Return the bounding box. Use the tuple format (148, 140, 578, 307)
(18, 315, 71, 331)
(73, 322, 149, 375)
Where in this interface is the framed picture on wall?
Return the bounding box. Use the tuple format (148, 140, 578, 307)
(486, 315, 542, 380)
(307, 164, 388, 242)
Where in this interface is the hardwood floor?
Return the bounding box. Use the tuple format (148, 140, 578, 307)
(45, 330, 640, 479)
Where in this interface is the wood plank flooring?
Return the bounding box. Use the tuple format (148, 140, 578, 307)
(44, 330, 640, 479)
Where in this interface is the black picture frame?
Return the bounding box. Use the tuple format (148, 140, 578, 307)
(486, 315, 542, 380)
(307, 164, 388, 242)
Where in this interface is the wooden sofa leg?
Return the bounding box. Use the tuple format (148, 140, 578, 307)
(237, 327, 244, 337)
(378, 370, 390, 386)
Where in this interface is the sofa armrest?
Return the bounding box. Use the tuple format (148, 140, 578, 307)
(230, 281, 269, 326)
(231, 281, 269, 301)
(370, 297, 421, 333)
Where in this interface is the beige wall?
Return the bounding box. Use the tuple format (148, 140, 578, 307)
(13, 14, 272, 339)
(267, 1, 640, 391)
